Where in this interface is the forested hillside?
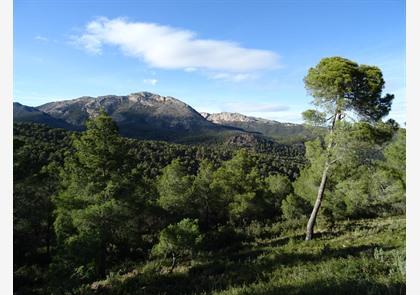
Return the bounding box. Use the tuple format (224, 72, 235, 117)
(13, 112, 405, 294)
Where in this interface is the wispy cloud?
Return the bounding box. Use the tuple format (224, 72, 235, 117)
(224, 102, 290, 113)
(35, 35, 48, 42)
(209, 72, 257, 82)
(143, 78, 158, 85)
(184, 67, 197, 72)
(73, 17, 280, 79)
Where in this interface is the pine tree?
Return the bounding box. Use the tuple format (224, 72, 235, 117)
(302, 57, 394, 240)
(53, 111, 144, 281)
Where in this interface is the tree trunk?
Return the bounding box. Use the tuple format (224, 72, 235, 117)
(305, 163, 330, 240)
(170, 252, 176, 273)
(305, 110, 340, 241)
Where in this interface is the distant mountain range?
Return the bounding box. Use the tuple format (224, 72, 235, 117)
(14, 91, 313, 144)
(201, 112, 313, 142)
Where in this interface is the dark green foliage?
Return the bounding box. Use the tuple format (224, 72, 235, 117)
(14, 123, 73, 294)
(281, 194, 312, 221)
(265, 174, 293, 213)
(124, 134, 305, 181)
(52, 112, 150, 287)
(152, 219, 202, 257)
(381, 128, 406, 189)
(152, 218, 202, 271)
(13, 110, 405, 294)
(293, 121, 404, 221)
(302, 57, 396, 240)
(211, 150, 268, 225)
(190, 160, 225, 229)
(201, 225, 246, 252)
(304, 57, 394, 121)
(157, 159, 195, 216)
(370, 129, 406, 213)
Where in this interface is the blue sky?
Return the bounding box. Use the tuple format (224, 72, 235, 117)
(14, 0, 405, 123)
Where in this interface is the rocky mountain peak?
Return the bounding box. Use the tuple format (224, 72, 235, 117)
(203, 112, 273, 124)
(127, 92, 187, 106)
(200, 112, 211, 119)
(29, 91, 225, 140)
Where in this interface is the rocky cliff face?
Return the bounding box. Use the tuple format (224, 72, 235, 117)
(201, 112, 299, 125)
(200, 112, 310, 142)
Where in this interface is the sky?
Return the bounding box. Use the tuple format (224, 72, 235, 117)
(14, 0, 406, 124)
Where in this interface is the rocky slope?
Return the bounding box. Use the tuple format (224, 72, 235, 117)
(39, 92, 212, 129)
(201, 112, 288, 125)
(16, 92, 242, 142)
(201, 112, 312, 143)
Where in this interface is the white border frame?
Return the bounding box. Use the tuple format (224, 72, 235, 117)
(1, 0, 417, 293)
(406, 0, 419, 294)
(0, 0, 13, 293)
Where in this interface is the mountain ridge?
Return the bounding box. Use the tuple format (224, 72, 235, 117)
(14, 91, 311, 144)
(201, 111, 313, 143)
(201, 111, 299, 126)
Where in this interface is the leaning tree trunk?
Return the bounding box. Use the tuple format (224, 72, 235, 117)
(305, 162, 330, 240)
(305, 111, 340, 241)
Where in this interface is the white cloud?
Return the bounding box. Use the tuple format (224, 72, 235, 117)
(143, 78, 158, 85)
(73, 17, 280, 74)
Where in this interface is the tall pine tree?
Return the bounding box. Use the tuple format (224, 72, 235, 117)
(53, 111, 145, 283)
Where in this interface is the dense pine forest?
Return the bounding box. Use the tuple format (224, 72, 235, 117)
(14, 57, 406, 294)
(14, 118, 405, 294)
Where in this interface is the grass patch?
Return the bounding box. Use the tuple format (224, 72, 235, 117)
(86, 215, 405, 295)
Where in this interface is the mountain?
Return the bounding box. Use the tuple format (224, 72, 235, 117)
(32, 92, 242, 142)
(14, 92, 317, 144)
(201, 112, 313, 143)
(13, 102, 78, 130)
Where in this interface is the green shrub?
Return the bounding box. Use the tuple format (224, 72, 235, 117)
(152, 218, 202, 272)
(281, 194, 312, 221)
